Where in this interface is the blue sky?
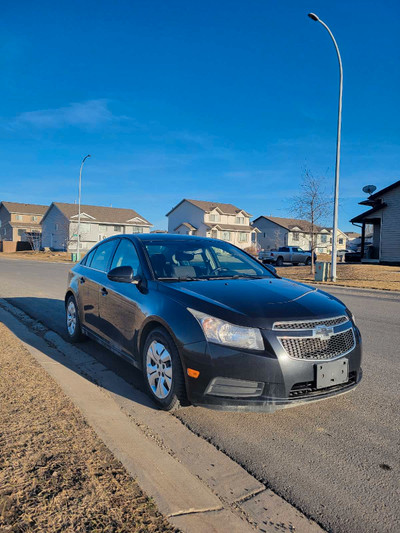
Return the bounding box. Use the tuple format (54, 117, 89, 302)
(1, 1, 399, 231)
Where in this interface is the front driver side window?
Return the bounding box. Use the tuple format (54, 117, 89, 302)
(111, 239, 141, 276)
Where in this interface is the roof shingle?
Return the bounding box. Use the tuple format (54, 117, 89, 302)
(0, 202, 48, 215)
(48, 202, 152, 226)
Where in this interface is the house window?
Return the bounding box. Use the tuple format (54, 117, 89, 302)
(235, 217, 244, 224)
(99, 225, 107, 231)
(239, 232, 248, 242)
(16, 215, 22, 221)
(321, 235, 327, 243)
(211, 230, 218, 238)
(339, 238, 344, 245)
(318, 248, 324, 253)
(55, 223, 59, 231)
(132, 226, 144, 233)
(31, 216, 38, 222)
(221, 231, 231, 241)
(114, 225, 121, 232)
(292, 232, 299, 241)
(209, 214, 220, 222)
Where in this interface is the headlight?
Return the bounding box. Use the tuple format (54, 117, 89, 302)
(346, 308, 356, 325)
(188, 309, 264, 351)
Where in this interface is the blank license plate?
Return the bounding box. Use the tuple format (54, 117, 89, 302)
(315, 358, 349, 389)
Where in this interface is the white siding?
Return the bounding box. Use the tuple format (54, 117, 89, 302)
(167, 201, 209, 236)
(41, 206, 70, 250)
(252, 218, 288, 250)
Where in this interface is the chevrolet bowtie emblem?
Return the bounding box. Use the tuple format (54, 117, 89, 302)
(313, 325, 334, 340)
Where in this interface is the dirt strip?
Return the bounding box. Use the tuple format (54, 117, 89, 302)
(0, 322, 176, 533)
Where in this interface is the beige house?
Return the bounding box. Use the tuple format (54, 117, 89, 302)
(166, 199, 259, 250)
(252, 216, 347, 254)
(0, 202, 48, 246)
(350, 179, 400, 263)
(41, 202, 152, 252)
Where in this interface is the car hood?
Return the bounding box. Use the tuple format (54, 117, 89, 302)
(159, 277, 346, 329)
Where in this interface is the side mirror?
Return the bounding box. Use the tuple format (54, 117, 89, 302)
(264, 263, 277, 275)
(107, 265, 140, 284)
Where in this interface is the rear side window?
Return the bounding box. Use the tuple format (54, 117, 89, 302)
(90, 240, 118, 272)
(111, 239, 141, 276)
(82, 248, 95, 267)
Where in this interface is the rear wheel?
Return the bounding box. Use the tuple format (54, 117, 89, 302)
(305, 257, 312, 266)
(276, 256, 284, 267)
(65, 295, 85, 342)
(142, 328, 187, 411)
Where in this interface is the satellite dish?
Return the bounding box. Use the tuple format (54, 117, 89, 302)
(362, 185, 377, 195)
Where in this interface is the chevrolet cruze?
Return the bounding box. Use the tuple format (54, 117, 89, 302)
(65, 234, 362, 411)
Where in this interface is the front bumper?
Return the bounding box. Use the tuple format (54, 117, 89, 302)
(181, 326, 362, 412)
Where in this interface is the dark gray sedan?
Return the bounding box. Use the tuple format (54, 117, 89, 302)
(65, 234, 362, 411)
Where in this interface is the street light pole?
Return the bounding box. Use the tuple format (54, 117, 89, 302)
(77, 154, 91, 260)
(308, 13, 343, 282)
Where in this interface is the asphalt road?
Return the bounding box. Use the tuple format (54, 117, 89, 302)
(0, 257, 399, 533)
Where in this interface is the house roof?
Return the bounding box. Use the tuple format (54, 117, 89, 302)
(350, 203, 387, 224)
(359, 179, 400, 205)
(174, 222, 197, 231)
(345, 231, 361, 238)
(166, 198, 252, 217)
(0, 201, 48, 215)
(253, 216, 324, 233)
(44, 202, 152, 226)
(9, 221, 42, 230)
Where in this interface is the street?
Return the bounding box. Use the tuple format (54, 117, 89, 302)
(0, 257, 399, 533)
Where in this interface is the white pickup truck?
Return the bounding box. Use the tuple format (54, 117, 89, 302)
(258, 246, 314, 266)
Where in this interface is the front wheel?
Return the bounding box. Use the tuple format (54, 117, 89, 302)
(65, 295, 85, 342)
(142, 328, 187, 411)
(276, 256, 284, 267)
(305, 257, 312, 266)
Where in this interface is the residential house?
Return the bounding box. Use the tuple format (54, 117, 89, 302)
(0, 202, 48, 246)
(350, 179, 400, 263)
(252, 216, 347, 254)
(344, 231, 362, 251)
(41, 202, 152, 252)
(166, 199, 259, 250)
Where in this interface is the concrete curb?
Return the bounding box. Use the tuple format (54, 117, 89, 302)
(0, 299, 323, 533)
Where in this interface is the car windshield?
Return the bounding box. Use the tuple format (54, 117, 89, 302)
(143, 239, 275, 281)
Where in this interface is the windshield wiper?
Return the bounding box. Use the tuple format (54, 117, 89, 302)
(157, 276, 201, 282)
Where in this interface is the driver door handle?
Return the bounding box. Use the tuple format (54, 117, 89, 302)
(101, 287, 108, 296)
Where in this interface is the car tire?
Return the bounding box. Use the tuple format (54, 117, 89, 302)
(65, 294, 85, 343)
(142, 327, 187, 411)
(276, 256, 283, 267)
(305, 258, 311, 266)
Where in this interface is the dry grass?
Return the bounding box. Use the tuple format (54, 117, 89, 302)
(277, 263, 400, 291)
(0, 250, 74, 263)
(0, 323, 176, 533)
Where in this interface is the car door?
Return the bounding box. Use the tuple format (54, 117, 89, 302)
(292, 247, 303, 263)
(98, 238, 145, 360)
(81, 239, 118, 336)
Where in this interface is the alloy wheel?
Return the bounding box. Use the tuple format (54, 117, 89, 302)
(67, 300, 77, 336)
(146, 341, 173, 399)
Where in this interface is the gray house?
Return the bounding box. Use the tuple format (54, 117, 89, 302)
(350, 179, 400, 263)
(41, 202, 152, 252)
(252, 216, 347, 254)
(166, 199, 259, 250)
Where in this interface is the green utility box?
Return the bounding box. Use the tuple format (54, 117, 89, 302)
(71, 253, 77, 262)
(315, 261, 331, 282)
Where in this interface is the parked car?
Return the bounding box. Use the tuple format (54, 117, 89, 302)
(258, 246, 315, 266)
(65, 234, 362, 412)
(345, 250, 362, 263)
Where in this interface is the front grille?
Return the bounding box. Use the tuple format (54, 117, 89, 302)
(279, 328, 355, 360)
(289, 371, 357, 398)
(273, 315, 349, 330)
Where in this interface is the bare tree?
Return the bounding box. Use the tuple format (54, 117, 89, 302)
(291, 170, 331, 274)
(25, 228, 42, 252)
